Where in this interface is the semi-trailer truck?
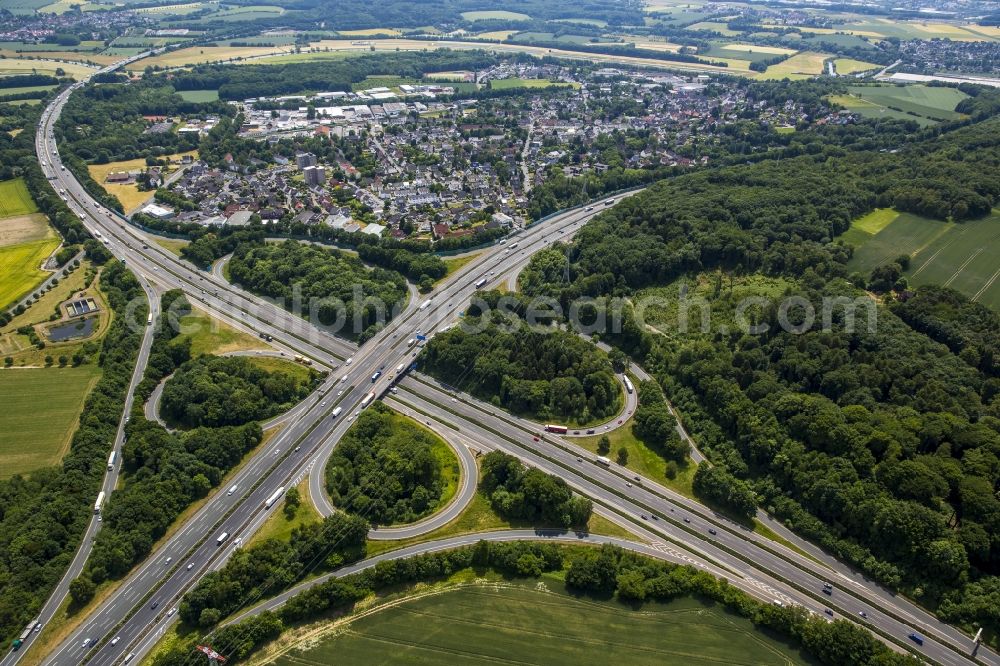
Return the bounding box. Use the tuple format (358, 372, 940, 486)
(264, 486, 285, 509)
(360, 391, 376, 408)
(94, 491, 105, 514)
(107, 450, 116, 471)
(544, 424, 568, 434)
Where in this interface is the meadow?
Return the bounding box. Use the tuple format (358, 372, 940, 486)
(0, 366, 101, 478)
(270, 582, 812, 666)
(843, 210, 1000, 310)
(171, 307, 263, 356)
(832, 57, 878, 74)
(826, 93, 934, 126)
(686, 21, 741, 36)
(0, 236, 60, 308)
(0, 181, 57, 309)
(761, 51, 829, 80)
(0, 57, 96, 78)
(841, 84, 968, 122)
(176, 89, 219, 102)
(126, 45, 294, 70)
(490, 77, 574, 90)
(0, 177, 38, 217)
(576, 416, 696, 498)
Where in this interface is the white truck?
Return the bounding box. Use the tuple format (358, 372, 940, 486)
(264, 486, 285, 509)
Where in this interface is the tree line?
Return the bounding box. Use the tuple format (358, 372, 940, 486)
(153, 540, 908, 666)
(179, 512, 369, 627)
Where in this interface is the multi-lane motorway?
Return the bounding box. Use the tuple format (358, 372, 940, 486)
(15, 57, 998, 666)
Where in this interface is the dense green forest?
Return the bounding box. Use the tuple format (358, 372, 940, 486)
(153, 540, 907, 666)
(227, 240, 408, 341)
(889, 285, 1000, 378)
(325, 404, 451, 525)
(0, 263, 145, 643)
(420, 316, 621, 425)
(161, 355, 315, 428)
(57, 81, 227, 165)
(479, 451, 592, 527)
(517, 115, 1000, 643)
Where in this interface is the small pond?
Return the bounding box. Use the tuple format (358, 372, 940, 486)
(48, 317, 96, 342)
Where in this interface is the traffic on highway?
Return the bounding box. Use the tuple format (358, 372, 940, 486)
(9, 53, 996, 666)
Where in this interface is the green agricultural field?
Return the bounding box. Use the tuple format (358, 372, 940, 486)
(490, 77, 574, 90)
(843, 210, 1000, 310)
(840, 84, 969, 123)
(0, 0, 52, 15)
(0, 84, 56, 96)
(761, 51, 828, 79)
(0, 57, 96, 78)
(835, 18, 1000, 42)
(704, 44, 793, 64)
(826, 93, 933, 126)
(686, 21, 741, 36)
(833, 57, 878, 74)
(0, 366, 101, 478)
(271, 582, 812, 666)
(0, 177, 38, 217)
(460, 9, 530, 21)
(0, 236, 60, 309)
(175, 89, 219, 102)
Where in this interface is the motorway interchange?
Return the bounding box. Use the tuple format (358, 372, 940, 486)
(6, 55, 998, 666)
